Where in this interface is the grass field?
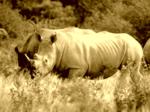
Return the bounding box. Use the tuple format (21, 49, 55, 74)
(1, 37, 150, 112)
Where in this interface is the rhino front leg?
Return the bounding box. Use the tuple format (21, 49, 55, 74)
(68, 68, 87, 79)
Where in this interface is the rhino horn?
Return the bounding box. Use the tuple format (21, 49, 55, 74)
(24, 54, 34, 65)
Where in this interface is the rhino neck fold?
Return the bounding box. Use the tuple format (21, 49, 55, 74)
(54, 38, 66, 70)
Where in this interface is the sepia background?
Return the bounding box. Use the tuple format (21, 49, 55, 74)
(0, 0, 150, 111)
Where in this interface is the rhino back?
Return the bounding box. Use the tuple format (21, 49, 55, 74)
(119, 33, 143, 64)
(55, 32, 128, 75)
(144, 38, 150, 64)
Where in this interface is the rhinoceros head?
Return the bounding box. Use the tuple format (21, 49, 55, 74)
(15, 30, 57, 78)
(15, 32, 42, 78)
(31, 31, 57, 76)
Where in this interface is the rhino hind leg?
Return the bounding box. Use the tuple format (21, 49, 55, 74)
(132, 62, 143, 82)
(122, 59, 143, 82)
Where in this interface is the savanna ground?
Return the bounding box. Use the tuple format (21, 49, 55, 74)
(0, 0, 150, 112)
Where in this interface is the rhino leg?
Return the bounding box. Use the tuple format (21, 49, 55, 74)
(131, 61, 143, 82)
(124, 59, 143, 82)
(68, 68, 87, 79)
(103, 68, 118, 78)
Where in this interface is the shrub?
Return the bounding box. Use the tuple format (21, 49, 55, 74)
(81, 11, 135, 34)
(112, 0, 150, 45)
(0, 4, 34, 39)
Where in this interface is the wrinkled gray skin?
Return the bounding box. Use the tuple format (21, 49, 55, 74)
(16, 27, 143, 79)
(143, 38, 150, 64)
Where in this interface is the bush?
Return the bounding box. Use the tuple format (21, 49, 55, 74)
(111, 0, 150, 45)
(81, 11, 135, 34)
(1, 0, 149, 45)
(0, 4, 34, 39)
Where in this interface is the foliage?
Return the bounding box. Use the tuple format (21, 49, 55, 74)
(112, 0, 150, 45)
(1, 0, 150, 44)
(0, 4, 34, 39)
(0, 64, 150, 112)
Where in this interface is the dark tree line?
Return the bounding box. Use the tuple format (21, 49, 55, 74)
(0, 0, 150, 45)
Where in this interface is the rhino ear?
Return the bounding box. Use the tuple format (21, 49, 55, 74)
(36, 33, 42, 42)
(15, 46, 19, 54)
(15, 46, 22, 54)
(50, 33, 57, 43)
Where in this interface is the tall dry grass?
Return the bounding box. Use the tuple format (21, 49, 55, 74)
(0, 56, 150, 112)
(0, 38, 150, 112)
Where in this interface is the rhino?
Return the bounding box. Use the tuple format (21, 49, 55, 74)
(143, 38, 150, 64)
(15, 27, 143, 79)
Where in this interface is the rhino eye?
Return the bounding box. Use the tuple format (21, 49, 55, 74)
(44, 59, 48, 63)
(34, 46, 38, 53)
(43, 58, 48, 66)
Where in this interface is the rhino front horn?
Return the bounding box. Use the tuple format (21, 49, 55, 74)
(24, 54, 34, 65)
